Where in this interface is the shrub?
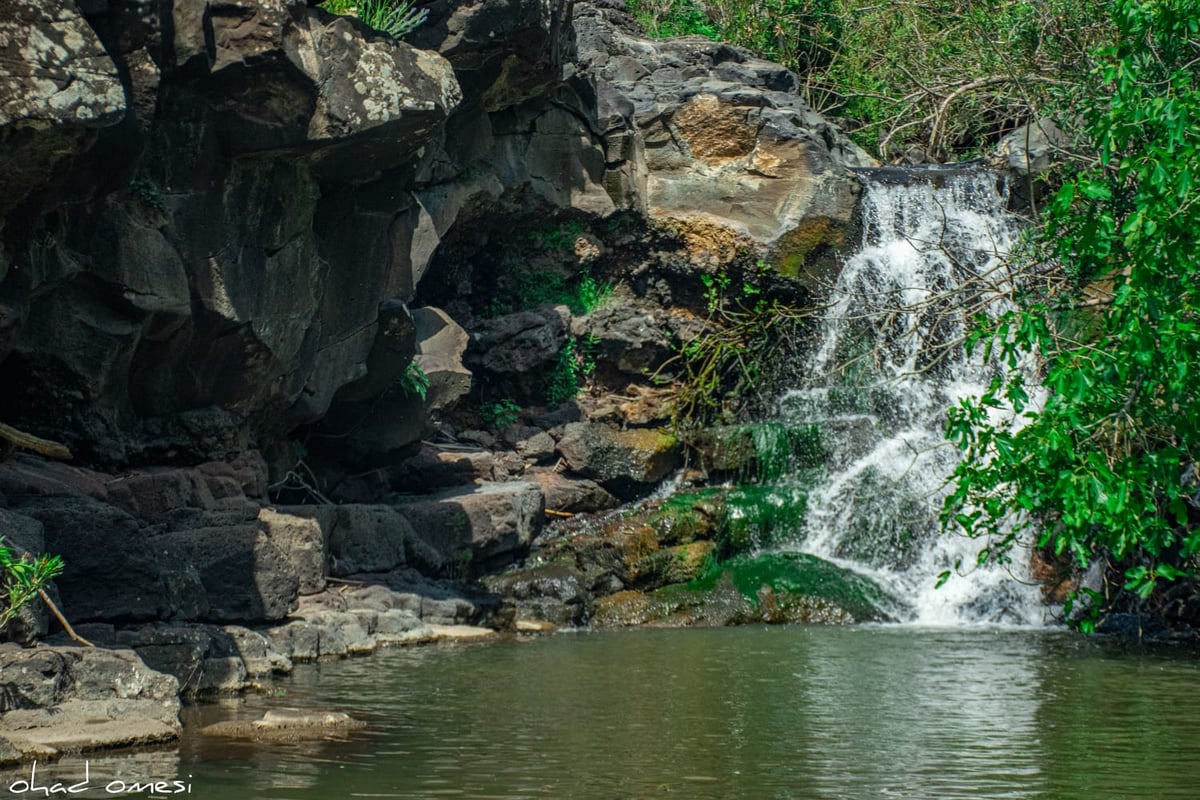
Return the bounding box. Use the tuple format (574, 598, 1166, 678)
(0, 538, 63, 631)
(943, 0, 1200, 629)
(481, 398, 521, 430)
(319, 0, 428, 38)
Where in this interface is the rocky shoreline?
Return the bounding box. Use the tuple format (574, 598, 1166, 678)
(0, 0, 1025, 767)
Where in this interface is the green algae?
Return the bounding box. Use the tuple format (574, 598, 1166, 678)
(687, 552, 896, 622)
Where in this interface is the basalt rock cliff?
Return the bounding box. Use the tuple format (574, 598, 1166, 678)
(0, 0, 874, 732)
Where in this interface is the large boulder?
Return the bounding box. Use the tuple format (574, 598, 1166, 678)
(573, 2, 870, 281)
(394, 481, 545, 576)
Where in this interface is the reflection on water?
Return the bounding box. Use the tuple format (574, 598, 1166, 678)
(4, 628, 1199, 799)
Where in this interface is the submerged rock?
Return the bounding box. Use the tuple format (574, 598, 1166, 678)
(199, 709, 366, 742)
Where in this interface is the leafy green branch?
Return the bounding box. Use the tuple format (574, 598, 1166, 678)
(942, 0, 1200, 630)
(0, 538, 63, 631)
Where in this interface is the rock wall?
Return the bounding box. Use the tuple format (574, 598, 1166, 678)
(0, 0, 874, 652)
(0, 0, 868, 467)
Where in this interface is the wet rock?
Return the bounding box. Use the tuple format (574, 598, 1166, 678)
(635, 540, 718, 587)
(483, 561, 591, 627)
(556, 422, 681, 491)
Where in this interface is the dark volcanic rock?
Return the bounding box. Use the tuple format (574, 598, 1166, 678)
(17, 496, 209, 623)
(0, 2, 461, 465)
(163, 527, 299, 623)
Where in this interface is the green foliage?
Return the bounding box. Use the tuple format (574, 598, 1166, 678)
(630, 0, 1112, 160)
(319, 0, 428, 37)
(399, 362, 430, 400)
(943, 0, 1200, 624)
(530, 220, 586, 251)
(0, 538, 63, 630)
(492, 263, 614, 318)
(543, 335, 599, 407)
(481, 398, 521, 430)
(576, 275, 613, 316)
(129, 176, 166, 212)
(661, 267, 815, 429)
(627, 0, 719, 37)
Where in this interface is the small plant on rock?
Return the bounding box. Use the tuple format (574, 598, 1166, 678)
(0, 537, 63, 631)
(481, 398, 521, 430)
(399, 362, 430, 400)
(319, 0, 428, 38)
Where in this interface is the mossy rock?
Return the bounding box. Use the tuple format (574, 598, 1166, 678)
(689, 552, 898, 623)
(687, 423, 827, 481)
(645, 488, 726, 545)
(719, 484, 812, 555)
(632, 540, 717, 587)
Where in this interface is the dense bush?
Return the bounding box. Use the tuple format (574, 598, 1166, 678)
(943, 0, 1200, 628)
(627, 0, 1112, 160)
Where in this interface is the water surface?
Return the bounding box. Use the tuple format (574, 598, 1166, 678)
(7, 627, 1199, 799)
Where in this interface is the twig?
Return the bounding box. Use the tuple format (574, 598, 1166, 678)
(39, 589, 93, 647)
(0, 423, 72, 461)
(545, 509, 574, 518)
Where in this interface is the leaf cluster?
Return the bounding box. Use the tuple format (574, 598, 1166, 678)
(659, 267, 817, 430)
(0, 537, 63, 630)
(318, 0, 428, 38)
(943, 0, 1200, 627)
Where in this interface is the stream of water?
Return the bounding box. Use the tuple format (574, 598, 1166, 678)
(7, 628, 1200, 799)
(777, 166, 1045, 626)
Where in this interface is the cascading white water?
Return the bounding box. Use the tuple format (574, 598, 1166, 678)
(778, 166, 1047, 626)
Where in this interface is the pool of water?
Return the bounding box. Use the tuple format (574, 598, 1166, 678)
(6, 626, 1200, 799)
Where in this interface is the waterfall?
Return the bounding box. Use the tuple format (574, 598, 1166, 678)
(777, 166, 1047, 626)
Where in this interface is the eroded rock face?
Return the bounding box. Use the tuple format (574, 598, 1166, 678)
(0, 2, 461, 465)
(0, 0, 126, 221)
(573, 1, 871, 279)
